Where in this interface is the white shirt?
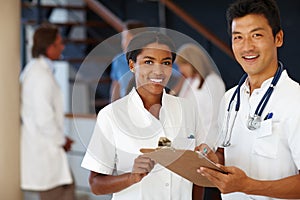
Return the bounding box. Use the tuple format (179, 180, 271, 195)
(20, 56, 72, 190)
(220, 70, 300, 200)
(81, 89, 206, 200)
(178, 73, 225, 145)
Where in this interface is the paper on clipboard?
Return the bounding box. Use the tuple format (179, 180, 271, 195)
(140, 148, 226, 187)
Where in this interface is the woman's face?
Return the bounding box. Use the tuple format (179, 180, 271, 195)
(47, 34, 65, 60)
(129, 42, 173, 97)
(177, 61, 194, 78)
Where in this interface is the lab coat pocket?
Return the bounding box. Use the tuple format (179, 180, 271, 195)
(252, 119, 279, 159)
(172, 137, 195, 150)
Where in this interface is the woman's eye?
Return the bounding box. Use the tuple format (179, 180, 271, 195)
(145, 60, 153, 65)
(162, 61, 171, 66)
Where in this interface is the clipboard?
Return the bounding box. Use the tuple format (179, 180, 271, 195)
(140, 148, 226, 187)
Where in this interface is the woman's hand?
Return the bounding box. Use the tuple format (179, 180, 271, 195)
(63, 136, 74, 152)
(129, 155, 155, 184)
(195, 143, 219, 163)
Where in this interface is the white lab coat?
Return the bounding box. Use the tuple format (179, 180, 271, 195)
(20, 56, 72, 191)
(81, 89, 206, 200)
(220, 70, 300, 200)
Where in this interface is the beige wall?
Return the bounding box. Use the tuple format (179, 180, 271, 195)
(0, 0, 21, 199)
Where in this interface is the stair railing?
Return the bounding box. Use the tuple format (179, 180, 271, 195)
(159, 0, 233, 59)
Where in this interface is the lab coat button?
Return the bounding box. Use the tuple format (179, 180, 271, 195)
(165, 183, 169, 187)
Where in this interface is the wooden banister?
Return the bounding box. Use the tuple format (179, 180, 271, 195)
(65, 113, 96, 119)
(84, 0, 124, 32)
(160, 0, 234, 59)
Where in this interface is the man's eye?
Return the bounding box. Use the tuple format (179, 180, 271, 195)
(233, 35, 242, 40)
(253, 33, 262, 38)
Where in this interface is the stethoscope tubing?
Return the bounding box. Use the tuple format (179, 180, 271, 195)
(222, 62, 284, 147)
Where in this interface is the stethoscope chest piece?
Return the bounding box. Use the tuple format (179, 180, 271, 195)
(221, 62, 284, 147)
(247, 115, 261, 130)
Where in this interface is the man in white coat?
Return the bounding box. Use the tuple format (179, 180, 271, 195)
(20, 24, 75, 200)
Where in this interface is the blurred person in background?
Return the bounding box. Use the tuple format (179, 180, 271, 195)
(110, 20, 146, 102)
(175, 43, 225, 200)
(20, 24, 75, 200)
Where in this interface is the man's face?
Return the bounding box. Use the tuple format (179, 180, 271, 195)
(231, 14, 283, 78)
(177, 61, 194, 78)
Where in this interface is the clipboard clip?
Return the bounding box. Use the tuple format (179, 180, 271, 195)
(140, 146, 175, 153)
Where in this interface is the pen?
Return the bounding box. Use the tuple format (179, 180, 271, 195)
(264, 112, 273, 120)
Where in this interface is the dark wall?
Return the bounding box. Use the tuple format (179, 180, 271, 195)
(276, 1, 300, 84)
(102, 0, 300, 89)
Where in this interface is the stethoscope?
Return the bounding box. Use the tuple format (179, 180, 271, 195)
(222, 62, 284, 147)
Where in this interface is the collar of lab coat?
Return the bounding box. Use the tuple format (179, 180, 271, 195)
(110, 88, 182, 139)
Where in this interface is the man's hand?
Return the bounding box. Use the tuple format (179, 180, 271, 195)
(197, 165, 252, 194)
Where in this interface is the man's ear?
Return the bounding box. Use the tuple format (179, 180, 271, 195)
(275, 30, 284, 47)
(129, 59, 135, 73)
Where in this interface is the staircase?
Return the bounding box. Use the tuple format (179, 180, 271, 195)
(21, 0, 123, 115)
